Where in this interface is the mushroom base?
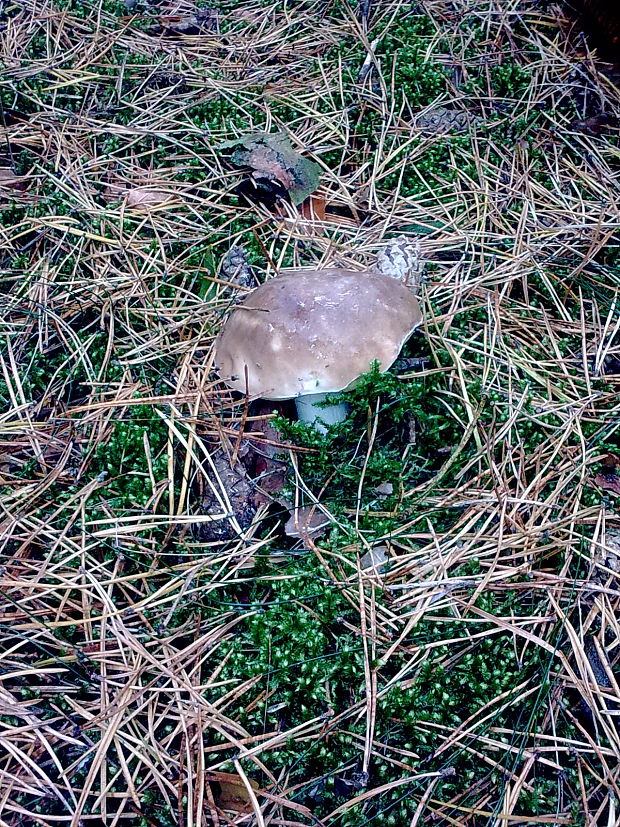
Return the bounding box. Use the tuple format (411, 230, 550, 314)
(294, 393, 349, 434)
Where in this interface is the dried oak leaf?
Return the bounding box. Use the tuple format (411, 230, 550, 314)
(220, 131, 321, 206)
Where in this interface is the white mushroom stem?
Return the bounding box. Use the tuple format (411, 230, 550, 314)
(294, 394, 349, 434)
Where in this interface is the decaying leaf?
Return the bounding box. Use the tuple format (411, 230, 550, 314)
(205, 771, 259, 814)
(372, 482, 393, 498)
(124, 187, 178, 209)
(298, 192, 362, 226)
(594, 472, 620, 496)
(334, 769, 369, 798)
(0, 168, 28, 191)
(570, 114, 620, 136)
(360, 544, 388, 573)
(299, 192, 327, 220)
(144, 71, 187, 91)
(594, 453, 620, 496)
(285, 505, 330, 540)
(139, 2, 218, 35)
(158, 8, 217, 35)
(220, 131, 321, 206)
(599, 530, 620, 573)
(241, 403, 289, 506)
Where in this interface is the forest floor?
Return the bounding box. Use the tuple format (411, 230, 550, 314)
(1, 0, 620, 825)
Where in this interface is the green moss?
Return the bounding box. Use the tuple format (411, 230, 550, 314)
(1, 1, 614, 823)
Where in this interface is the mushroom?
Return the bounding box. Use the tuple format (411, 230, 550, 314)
(214, 238, 424, 431)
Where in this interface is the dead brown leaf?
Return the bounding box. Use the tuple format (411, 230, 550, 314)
(205, 771, 259, 814)
(285, 505, 330, 540)
(570, 114, 620, 135)
(373, 482, 394, 498)
(125, 187, 179, 209)
(0, 168, 28, 191)
(298, 193, 363, 226)
(594, 472, 620, 496)
(593, 453, 620, 496)
(242, 404, 289, 506)
(158, 9, 217, 35)
(360, 544, 388, 573)
(299, 193, 327, 221)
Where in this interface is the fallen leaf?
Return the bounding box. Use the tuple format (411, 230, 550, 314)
(298, 192, 363, 225)
(600, 530, 620, 573)
(372, 482, 393, 498)
(141, 2, 218, 34)
(159, 8, 217, 35)
(230, 8, 264, 22)
(360, 545, 388, 572)
(334, 770, 369, 798)
(242, 403, 289, 506)
(144, 71, 187, 91)
(594, 473, 620, 496)
(285, 505, 330, 540)
(125, 187, 178, 209)
(593, 453, 620, 496)
(0, 168, 28, 191)
(220, 131, 321, 206)
(299, 193, 326, 220)
(601, 453, 620, 465)
(570, 114, 619, 136)
(205, 771, 259, 814)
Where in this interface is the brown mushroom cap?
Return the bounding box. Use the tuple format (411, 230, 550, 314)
(214, 268, 422, 400)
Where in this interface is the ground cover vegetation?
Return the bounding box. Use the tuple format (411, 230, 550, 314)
(1, 0, 620, 824)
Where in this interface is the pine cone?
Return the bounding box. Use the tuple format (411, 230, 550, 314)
(220, 245, 253, 288)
